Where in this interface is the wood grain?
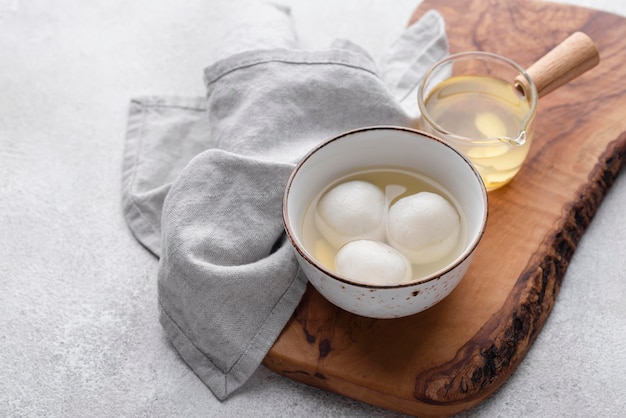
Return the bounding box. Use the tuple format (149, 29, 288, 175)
(515, 31, 600, 98)
(264, 0, 626, 416)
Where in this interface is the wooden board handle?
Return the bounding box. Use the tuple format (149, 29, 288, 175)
(516, 32, 600, 98)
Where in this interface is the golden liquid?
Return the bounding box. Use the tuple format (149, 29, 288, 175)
(301, 168, 468, 282)
(423, 75, 533, 191)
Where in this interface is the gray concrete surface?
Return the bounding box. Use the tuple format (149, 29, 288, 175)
(1, 0, 624, 416)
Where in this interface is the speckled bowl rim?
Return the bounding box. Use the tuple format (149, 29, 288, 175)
(283, 125, 488, 289)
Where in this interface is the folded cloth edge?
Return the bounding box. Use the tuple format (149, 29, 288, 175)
(158, 260, 306, 400)
(203, 47, 380, 89)
(121, 96, 208, 256)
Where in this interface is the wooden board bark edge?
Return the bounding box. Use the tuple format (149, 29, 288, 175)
(264, 0, 626, 416)
(264, 134, 626, 417)
(412, 133, 626, 407)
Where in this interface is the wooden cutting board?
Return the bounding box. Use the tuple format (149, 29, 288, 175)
(263, 0, 626, 416)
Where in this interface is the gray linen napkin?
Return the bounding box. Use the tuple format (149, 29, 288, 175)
(121, 3, 447, 400)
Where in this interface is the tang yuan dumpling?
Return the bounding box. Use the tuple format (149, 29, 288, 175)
(315, 180, 386, 249)
(387, 192, 460, 264)
(335, 239, 412, 285)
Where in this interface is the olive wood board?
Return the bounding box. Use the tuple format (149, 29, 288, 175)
(263, 0, 626, 416)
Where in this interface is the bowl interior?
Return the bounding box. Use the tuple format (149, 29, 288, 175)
(284, 126, 487, 285)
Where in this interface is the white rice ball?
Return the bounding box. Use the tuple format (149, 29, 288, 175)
(335, 239, 412, 285)
(314, 180, 386, 249)
(387, 192, 460, 264)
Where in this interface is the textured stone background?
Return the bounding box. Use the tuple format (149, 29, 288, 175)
(1, 0, 625, 416)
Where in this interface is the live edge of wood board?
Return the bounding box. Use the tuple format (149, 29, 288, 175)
(263, 0, 626, 416)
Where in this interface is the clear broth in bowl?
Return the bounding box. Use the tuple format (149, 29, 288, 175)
(301, 167, 468, 282)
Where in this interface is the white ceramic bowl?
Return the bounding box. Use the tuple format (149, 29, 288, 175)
(283, 126, 488, 319)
